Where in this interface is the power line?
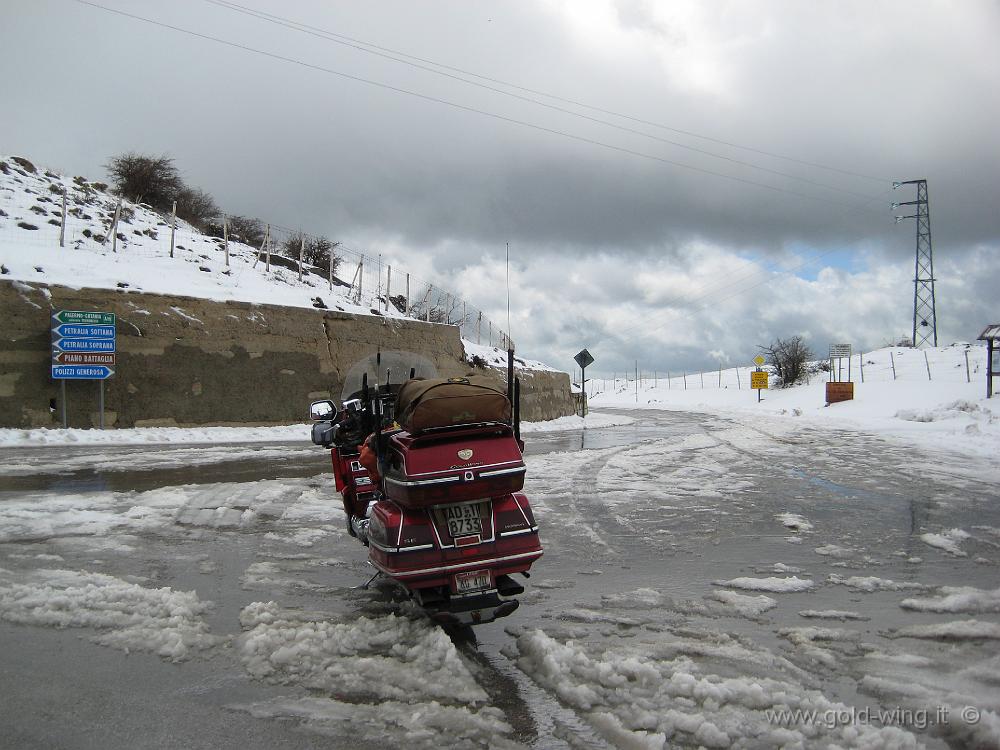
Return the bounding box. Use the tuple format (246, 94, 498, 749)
(72, 0, 885, 213)
(201, 0, 888, 185)
(199, 0, 881, 201)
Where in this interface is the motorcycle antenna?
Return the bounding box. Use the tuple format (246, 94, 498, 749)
(506, 241, 515, 404)
(506, 241, 512, 346)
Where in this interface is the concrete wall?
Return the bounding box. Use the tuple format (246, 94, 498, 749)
(0, 281, 575, 429)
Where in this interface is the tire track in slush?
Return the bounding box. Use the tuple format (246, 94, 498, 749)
(565, 444, 646, 557)
(457, 638, 613, 750)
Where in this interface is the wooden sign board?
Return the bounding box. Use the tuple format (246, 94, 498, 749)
(825, 381, 854, 404)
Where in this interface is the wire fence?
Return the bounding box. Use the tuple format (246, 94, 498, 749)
(0, 169, 514, 348)
(580, 346, 989, 397)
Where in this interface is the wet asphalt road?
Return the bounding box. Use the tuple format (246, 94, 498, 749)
(1, 409, 998, 749)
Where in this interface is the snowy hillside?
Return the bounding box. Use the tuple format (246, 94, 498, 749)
(0, 154, 549, 370)
(0, 155, 402, 317)
(590, 344, 999, 458)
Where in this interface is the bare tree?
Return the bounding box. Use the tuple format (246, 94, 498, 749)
(278, 234, 342, 276)
(224, 215, 265, 247)
(306, 237, 342, 275)
(174, 186, 218, 230)
(105, 152, 182, 210)
(759, 335, 813, 387)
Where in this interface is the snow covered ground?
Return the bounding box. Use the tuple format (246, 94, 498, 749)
(1, 408, 997, 748)
(0, 412, 631, 448)
(0, 154, 400, 317)
(589, 344, 999, 460)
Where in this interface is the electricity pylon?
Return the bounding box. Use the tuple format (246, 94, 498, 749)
(893, 179, 937, 348)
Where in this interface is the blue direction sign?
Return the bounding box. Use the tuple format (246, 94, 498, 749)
(51, 365, 115, 380)
(53, 324, 116, 339)
(53, 337, 116, 352)
(51, 309, 117, 380)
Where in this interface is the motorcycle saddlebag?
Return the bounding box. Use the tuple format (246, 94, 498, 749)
(383, 424, 525, 508)
(395, 377, 511, 434)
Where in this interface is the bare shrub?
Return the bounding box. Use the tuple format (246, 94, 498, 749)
(105, 153, 182, 211)
(759, 335, 813, 387)
(279, 234, 342, 276)
(175, 186, 218, 231)
(224, 215, 265, 247)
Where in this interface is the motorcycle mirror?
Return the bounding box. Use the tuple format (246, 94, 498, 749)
(310, 421, 336, 446)
(309, 399, 337, 421)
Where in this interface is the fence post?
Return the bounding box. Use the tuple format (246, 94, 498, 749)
(109, 198, 122, 253)
(298, 234, 304, 282)
(736, 368, 741, 389)
(428, 285, 434, 323)
(357, 259, 363, 303)
(890, 351, 897, 380)
(477, 312, 482, 344)
(924, 350, 932, 381)
(462, 301, 467, 339)
(59, 188, 67, 247)
(718, 365, 722, 387)
(328, 247, 333, 291)
(965, 349, 971, 383)
(265, 224, 271, 272)
(635, 360, 638, 403)
(700, 371, 704, 388)
(386, 265, 392, 311)
(405, 273, 410, 316)
(169, 200, 176, 258)
(683, 372, 687, 390)
(859, 353, 864, 383)
(223, 215, 229, 266)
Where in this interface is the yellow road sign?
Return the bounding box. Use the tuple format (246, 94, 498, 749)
(753, 355, 766, 367)
(751, 371, 769, 389)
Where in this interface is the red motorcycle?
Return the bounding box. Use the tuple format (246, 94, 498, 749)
(310, 351, 543, 626)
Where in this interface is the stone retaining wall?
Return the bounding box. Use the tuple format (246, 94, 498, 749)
(0, 281, 574, 428)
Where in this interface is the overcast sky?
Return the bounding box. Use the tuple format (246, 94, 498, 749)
(5, 0, 999, 377)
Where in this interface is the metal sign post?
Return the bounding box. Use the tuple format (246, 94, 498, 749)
(574, 349, 595, 417)
(51, 310, 116, 428)
(751, 355, 768, 402)
(826, 343, 854, 404)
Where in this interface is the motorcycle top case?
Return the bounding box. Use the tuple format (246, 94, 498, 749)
(394, 377, 511, 434)
(383, 423, 526, 508)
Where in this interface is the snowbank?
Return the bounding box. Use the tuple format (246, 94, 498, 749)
(588, 345, 999, 459)
(0, 411, 623, 447)
(512, 627, 921, 748)
(0, 567, 223, 660)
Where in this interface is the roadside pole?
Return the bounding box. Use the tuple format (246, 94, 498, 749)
(169, 201, 176, 258)
(751, 355, 768, 403)
(59, 189, 67, 247)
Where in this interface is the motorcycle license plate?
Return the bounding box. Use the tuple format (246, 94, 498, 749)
(455, 569, 491, 594)
(445, 502, 482, 537)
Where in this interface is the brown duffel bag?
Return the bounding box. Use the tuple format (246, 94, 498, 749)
(395, 377, 511, 433)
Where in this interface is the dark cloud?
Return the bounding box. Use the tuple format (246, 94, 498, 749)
(4, 0, 997, 373)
